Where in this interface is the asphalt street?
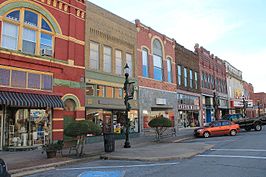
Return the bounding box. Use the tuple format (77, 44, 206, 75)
(27, 128, 266, 177)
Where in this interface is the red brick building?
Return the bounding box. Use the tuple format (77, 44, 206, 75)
(0, 0, 85, 150)
(135, 19, 177, 132)
(195, 45, 228, 123)
(254, 92, 266, 116)
(243, 81, 256, 117)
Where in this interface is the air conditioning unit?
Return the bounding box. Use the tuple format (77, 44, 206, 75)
(41, 48, 53, 56)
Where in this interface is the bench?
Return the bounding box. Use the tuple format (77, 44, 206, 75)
(57, 139, 80, 156)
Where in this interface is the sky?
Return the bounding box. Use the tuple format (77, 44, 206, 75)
(88, 0, 266, 92)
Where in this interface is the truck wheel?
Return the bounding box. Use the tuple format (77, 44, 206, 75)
(245, 127, 252, 131)
(254, 124, 262, 131)
(230, 130, 237, 136)
(203, 132, 210, 138)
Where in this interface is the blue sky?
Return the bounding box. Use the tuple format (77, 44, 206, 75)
(88, 0, 266, 92)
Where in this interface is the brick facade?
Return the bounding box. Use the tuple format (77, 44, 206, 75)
(0, 0, 86, 141)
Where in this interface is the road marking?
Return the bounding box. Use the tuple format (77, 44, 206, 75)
(57, 162, 180, 171)
(197, 154, 266, 160)
(211, 148, 266, 152)
(78, 171, 125, 177)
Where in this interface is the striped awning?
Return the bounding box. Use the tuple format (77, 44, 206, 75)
(0, 91, 64, 108)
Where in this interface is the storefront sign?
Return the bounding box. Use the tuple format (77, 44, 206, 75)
(98, 99, 123, 105)
(178, 104, 199, 110)
(231, 100, 253, 108)
(156, 98, 166, 105)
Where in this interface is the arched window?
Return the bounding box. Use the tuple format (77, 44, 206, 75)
(142, 48, 148, 77)
(64, 99, 76, 111)
(1, 9, 54, 56)
(153, 39, 163, 81)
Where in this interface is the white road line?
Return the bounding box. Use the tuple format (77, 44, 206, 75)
(197, 154, 266, 160)
(211, 148, 266, 152)
(56, 162, 180, 171)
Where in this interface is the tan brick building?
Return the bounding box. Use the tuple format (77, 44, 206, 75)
(85, 2, 139, 135)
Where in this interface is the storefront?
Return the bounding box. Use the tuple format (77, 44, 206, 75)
(86, 109, 139, 135)
(139, 87, 177, 132)
(0, 91, 64, 150)
(177, 93, 200, 128)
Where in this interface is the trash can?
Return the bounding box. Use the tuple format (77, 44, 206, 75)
(103, 133, 115, 152)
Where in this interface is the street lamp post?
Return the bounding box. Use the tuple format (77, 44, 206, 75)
(257, 100, 261, 117)
(242, 95, 247, 118)
(124, 64, 131, 148)
(213, 89, 218, 120)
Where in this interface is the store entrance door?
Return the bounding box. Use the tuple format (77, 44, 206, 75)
(0, 111, 3, 150)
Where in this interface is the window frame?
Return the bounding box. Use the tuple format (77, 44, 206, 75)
(142, 48, 149, 77)
(1, 8, 55, 56)
(167, 58, 172, 83)
(153, 39, 163, 81)
(103, 46, 112, 73)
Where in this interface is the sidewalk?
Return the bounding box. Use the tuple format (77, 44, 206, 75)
(0, 128, 212, 176)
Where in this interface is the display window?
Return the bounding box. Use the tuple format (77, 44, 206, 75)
(86, 109, 139, 135)
(8, 108, 51, 147)
(144, 109, 174, 128)
(178, 111, 199, 128)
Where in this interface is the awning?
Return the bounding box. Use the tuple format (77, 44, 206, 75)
(0, 91, 64, 108)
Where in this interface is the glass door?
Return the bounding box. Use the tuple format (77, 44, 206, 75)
(0, 111, 3, 150)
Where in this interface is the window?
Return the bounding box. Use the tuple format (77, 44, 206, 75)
(97, 85, 105, 97)
(126, 53, 133, 77)
(184, 68, 187, 87)
(90, 42, 99, 70)
(103, 46, 112, 73)
(2, 22, 18, 50)
(86, 84, 94, 96)
(0, 68, 10, 86)
(201, 72, 204, 88)
(153, 39, 163, 81)
(194, 72, 198, 89)
(142, 49, 148, 77)
(11, 70, 26, 88)
(28, 73, 40, 89)
(115, 50, 122, 75)
(0, 66, 52, 91)
(41, 74, 52, 90)
(114, 88, 123, 99)
(167, 58, 172, 83)
(22, 28, 36, 54)
(190, 69, 193, 88)
(221, 121, 230, 126)
(40, 33, 52, 52)
(177, 65, 181, 86)
(64, 99, 76, 111)
(1, 9, 54, 55)
(106, 86, 113, 98)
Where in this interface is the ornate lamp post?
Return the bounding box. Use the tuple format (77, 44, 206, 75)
(242, 95, 247, 118)
(123, 64, 132, 148)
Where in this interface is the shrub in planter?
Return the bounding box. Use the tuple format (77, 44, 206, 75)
(42, 142, 62, 158)
(148, 116, 172, 141)
(64, 120, 101, 156)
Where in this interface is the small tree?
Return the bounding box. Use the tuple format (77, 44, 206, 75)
(148, 116, 172, 141)
(64, 120, 101, 156)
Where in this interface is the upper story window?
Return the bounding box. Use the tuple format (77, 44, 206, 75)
(189, 69, 193, 88)
(1, 9, 54, 56)
(167, 58, 172, 83)
(115, 50, 122, 75)
(177, 65, 181, 86)
(194, 72, 198, 90)
(153, 39, 163, 81)
(89, 42, 99, 70)
(0, 66, 53, 91)
(142, 48, 149, 77)
(184, 68, 187, 87)
(103, 46, 112, 73)
(126, 53, 133, 77)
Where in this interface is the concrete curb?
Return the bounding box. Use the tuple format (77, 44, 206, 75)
(100, 144, 214, 162)
(9, 154, 103, 177)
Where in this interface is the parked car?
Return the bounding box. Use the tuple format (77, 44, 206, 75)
(222, 113, 264, 131)
(0, 158, 11, 177)
(194, 120, 240, 138)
